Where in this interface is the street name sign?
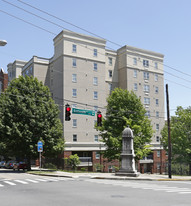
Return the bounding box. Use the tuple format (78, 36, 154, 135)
(37, 141, 43, 152)
(72, 108, 95, 116)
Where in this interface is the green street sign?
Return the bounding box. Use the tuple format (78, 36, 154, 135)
(72, 108, 95, 116)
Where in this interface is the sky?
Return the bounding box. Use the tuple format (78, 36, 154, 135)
(1, 0, 191, 117)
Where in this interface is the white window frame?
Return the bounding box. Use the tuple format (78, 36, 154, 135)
(94, 91, 98, 100)
(93, 77, 98, 85)
(155, 74, 158, 81)
(94, 63, 98, 71)
(133, 70, 137, 78)
(156, 111, 159, 118)
(96, 152, 100, 159)
(156, 124, 159, 131)
(143, 59, 149, 67)
(94, 49, 97, 57)
(155, 62, 158, 69)
(94, 106, 98, 112)
(109, 57, 112, 66)
(157, 150, 161, 157)
(156, 99, 159, 106)
(73, 134, 77, 142)
(109, 70, 112, 78)
(72, 44, 77, 53)
(155, 86, 159, 94)
(72, 74, 77, 83)
(144, 72, 149, 80)
(133, 57, 137, 65)
(73, 119, 77, 127)
(145, 111, 150, 117)
(72, 58, 77, 67)
(134, 83, 138, 91)
(144, 85, 150, 92)
(144, 97, 150, 105)
(94, 135, 98, 142)
(72, 89, 77, 97)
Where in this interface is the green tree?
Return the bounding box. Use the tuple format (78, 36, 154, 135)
(0, 76, 64, 170)
(161, 106, 191, 175)
(97, 88, 153, 161)
(66, 154, 80, 171)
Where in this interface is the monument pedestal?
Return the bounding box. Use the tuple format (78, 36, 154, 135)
(115, 126, 139, 177)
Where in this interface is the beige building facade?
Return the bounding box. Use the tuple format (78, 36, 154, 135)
(7, 30, 166, 173)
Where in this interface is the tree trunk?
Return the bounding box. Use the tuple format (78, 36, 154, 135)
(189, 163, 191, 176)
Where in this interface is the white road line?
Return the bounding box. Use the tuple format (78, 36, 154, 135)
(4, 181, 16, 186)
(0, 184, 4, 187)
(34, 178, 49, 182)
(25, 179, 39, 183)
(14, 180, 28, 184)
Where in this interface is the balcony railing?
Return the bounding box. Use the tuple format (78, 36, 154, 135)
(79, 157, 92, 166)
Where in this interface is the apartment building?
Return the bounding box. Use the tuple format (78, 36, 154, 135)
(7, 30, 166, 173)
(0, 68, 8, 94)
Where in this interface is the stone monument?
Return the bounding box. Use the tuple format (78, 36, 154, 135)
(116, 126, 139, 177)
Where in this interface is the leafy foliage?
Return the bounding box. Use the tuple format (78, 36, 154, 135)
(0, 76, 64, 168)
(161, 106, 191, 167)
(65, 154, 80, 171)
(97, 88, 153, 161)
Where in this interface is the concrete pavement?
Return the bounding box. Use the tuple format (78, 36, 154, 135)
(30, 168, 191, 181)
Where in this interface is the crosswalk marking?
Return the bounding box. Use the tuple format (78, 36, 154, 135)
(25, 179, 38, 183)
(0, 177, 70, 188)
(85, 179, 191, 195)
(4, 181, 16, 186)
(14, 180, 29, 184)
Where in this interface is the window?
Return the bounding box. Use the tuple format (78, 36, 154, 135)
(94, 63, 98, 71)
(134, 83, 138, 91)
(144, 97, 150, 105)
(94, 91, 98, 99)
(156, 99, 159, 106)
(143, 59, 149, 67)
(157, 150, 161, 157)
(72, 74, 77, 82)
(144, 85, 150, 92)
(134, 70, 137, 78)
(72, 44, 77, 53)
(155, 62, 158, 69)
(72, 89, 77, 97)
(94, 135, 98, 142)
(96, 152, 100, 159)
(156, 124, 159, 131)
(156, 111, 159, 118)
(109, 70, 112, 78)
(73, 134, 77, 142)
(94, 106, 98, 112)
(156, 136, 160, 142)
(155, 86, 159, 94)
(109, 83, 112, 93)
(155, 74, 158, 81)
(133, 58, 137, 65)
(145, 111, 150, 118)
(94, 49, 97, 57)
(93, 77, 98, 85)
(73, 119, 77, 127)
(72, 58, 76, 67)
(109, 57, 112, 66)
(143, 72, 149, 80)
(72, 104, 77, 108)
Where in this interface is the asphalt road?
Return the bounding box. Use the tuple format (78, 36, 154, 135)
(1, 168, 191, 206)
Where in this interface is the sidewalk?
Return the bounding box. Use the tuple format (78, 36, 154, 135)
(30, 168, 191, 181)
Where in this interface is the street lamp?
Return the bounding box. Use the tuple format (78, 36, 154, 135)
(0, 40, 7, 46)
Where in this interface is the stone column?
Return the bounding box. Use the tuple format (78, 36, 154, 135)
(116, 126, 139, 177)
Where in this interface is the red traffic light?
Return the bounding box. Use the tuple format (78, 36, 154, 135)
(66, 107, 71, 112)
(98, 114, 102, 118)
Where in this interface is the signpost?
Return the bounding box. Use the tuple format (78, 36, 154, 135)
(37, 141, 43, 171)
(72, 108, 95, 116)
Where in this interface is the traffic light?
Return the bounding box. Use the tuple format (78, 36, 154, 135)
(97, 111, 102, 126)
(65, 104, 71, 121)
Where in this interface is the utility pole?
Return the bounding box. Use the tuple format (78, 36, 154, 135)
(166, 84, 172, 178)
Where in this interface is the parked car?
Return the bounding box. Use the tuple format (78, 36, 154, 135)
(13, 162, 27, 171)
(0, 161, 6, 168)
(5, 160, 16, 169)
